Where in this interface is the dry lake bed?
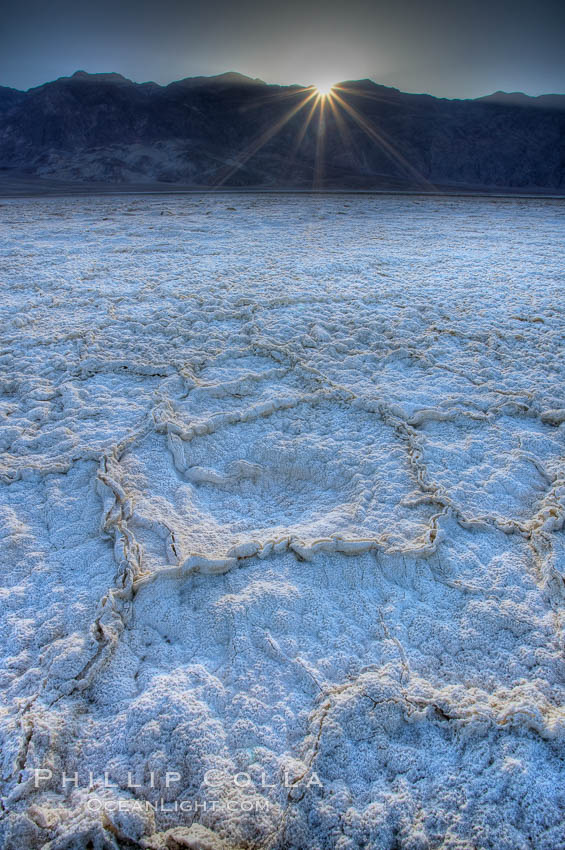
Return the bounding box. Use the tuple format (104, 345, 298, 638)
(1, 193, 564, 849)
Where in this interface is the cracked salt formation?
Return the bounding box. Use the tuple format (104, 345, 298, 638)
(0, 194, 564, 849)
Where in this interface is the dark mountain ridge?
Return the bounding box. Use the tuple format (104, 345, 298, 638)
(0, 71, 564, 192)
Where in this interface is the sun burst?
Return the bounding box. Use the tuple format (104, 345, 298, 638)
(215, 76, 431, 192)
(314, 82, 334, 97)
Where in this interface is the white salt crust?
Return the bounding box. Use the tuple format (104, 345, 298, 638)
(0, 193, 564, 849)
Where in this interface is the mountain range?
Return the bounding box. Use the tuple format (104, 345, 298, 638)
(0, 71, 564, 193)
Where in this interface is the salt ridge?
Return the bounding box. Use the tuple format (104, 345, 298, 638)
(0, 194, 564, 849)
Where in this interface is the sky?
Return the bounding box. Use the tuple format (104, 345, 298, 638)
(1, 0, 564, 98)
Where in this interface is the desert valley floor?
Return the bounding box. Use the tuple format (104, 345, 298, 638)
(0, 193, 564, 849)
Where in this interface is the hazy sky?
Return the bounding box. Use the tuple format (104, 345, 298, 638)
(1, 0, 564, 97)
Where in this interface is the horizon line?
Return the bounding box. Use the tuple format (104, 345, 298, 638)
(2, 69, 565, 102)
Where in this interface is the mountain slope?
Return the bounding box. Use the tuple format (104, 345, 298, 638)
(0, 72, 564, 191)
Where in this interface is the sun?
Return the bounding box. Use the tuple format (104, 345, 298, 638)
(314, 82, 334, 97)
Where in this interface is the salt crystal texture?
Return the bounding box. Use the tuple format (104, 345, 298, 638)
(0, 193, 564, 849)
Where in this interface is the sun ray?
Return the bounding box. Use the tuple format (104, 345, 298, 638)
(332, 83, 401, 105)
(327, 94, 357, 160)
(287, 93, 320, 167)
(313, 93, 327, 188)
(330, 91, 434, 189)
(280, 94, 321, 185)
(238, 86, 317, 113)
(214, 89, 317, 186)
